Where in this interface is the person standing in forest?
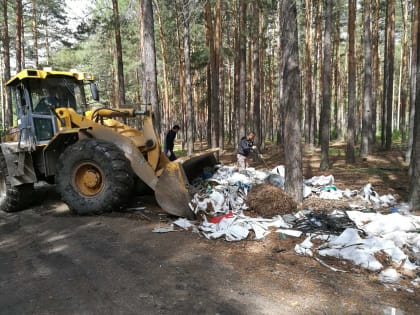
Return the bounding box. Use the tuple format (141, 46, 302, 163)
(237, 131, 256, 170)
(164, 125, 180, 161)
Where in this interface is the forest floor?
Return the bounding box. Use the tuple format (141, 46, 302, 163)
(0, 141, 419, 315)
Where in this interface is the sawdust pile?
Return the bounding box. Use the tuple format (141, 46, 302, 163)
(246, 184, 297, 217)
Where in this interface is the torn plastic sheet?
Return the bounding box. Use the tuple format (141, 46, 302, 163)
(304, 175, 335, 186)
(317, 228, 408, 271)
(294, 236, 314, 257)
(276, 229, 303, 238)
(152, 226, 175, 233)
(199, 214, 291, 242)
(379, 268, 401, 284)
(173, 218, 194, 230)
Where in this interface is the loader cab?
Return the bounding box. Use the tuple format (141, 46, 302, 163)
(6, 69, 97, 146)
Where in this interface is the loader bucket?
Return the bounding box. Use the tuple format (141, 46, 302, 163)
(154, 149, 219, 219)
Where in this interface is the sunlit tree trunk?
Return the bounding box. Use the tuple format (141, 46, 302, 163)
(16, 0, 23, 72)
(372, 0, 380, 145)
(1, 0, 12, 127)
(280, 0, 303, 204)
(303, 0, 313, 147)
(181, 0, 193, 154)
(361, 0, 373, 158)
(31, 0, 39, 68)
(319, 0, 332, 171)
(154, 0, 169, 132)
(140, 0, 160, 130)
(215, 0, 224, 150)
(313, 0, 322, 146)
(112, 0, 125, 106)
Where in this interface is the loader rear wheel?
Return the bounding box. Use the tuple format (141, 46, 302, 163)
(56, 139, 134, 215)
(0, 153, 33, 212)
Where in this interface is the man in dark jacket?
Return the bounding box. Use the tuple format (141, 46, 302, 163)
(237, 131, 256, 170)
(164, 125, 180, 161)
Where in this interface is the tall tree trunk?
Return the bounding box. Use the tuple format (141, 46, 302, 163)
(361, 0, 373, 158)
(216, 0, 224, 150)
(407, 0, 419, 163)
(276, 0, 284, 145)
(45, 19, 50, 65)
(205, 0, 220, 148)
(409, 3, 420, 211)
(333, 3, 341, 140)
(181, 0, 193, 155)
(319, 0, 332, 171)
(280, 0, 303, 204)
(154, 0, 170, 132)
(233, 0, 240, 147)
(346, 0, 356, 163)
(304, 0, 313, 146)
(313, 0, 322, 146)
(16, 0, 23, 72)
(399, 0, 409, 142)
(371, 0, 380, 145)
(382, 0, 395, 150)
(31, 0, 39, 68)
(140, 0, 160, 130)
(1, 0, 12, 127)
(252, 2, 261, 147)
(238, 0, 247, 140)
(112, 0, 125, 106)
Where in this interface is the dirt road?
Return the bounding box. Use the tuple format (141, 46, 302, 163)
(0, 184, 418, 315)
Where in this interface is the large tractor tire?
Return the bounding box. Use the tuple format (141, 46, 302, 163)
(56, 139, 134, 215)
(0, 153, 33, 212)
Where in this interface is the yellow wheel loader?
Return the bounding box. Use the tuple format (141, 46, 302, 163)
(1, 69, 217, 218)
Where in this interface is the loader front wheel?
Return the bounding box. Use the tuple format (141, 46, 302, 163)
(0, 153, 33, 212)
(56, 139, 134, 215)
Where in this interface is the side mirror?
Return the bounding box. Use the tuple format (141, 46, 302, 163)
(90, 82, 99, 101)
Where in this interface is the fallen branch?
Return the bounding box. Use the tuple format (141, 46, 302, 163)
(313, 256, 348, 273)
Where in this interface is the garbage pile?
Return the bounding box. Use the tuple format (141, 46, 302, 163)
(157, 164, 420, 287)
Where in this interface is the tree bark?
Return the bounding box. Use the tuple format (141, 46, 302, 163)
(304, 0, 313, 147)
(31, 0, 39, 68)
(399, 0, 409, 142)
(407, 0, 419, 164)
(252, 2, 261, 147)
(238, 0, 247, 140)
(154, 0, 170, 132)
(181, 0, 193, 155)
(280, 0, 303, 204)
(112, 0, 125, 106)
(16, 0, 23, 72)
(408, 2, 420, 211)
(371, 0, 380, 145)
(346, 0, 356, 164)
(319, 0, 332, 171)
(140, 0, 160, 130)
(1, 0, 12, 127)
(215, 0, 224, 150)
(382, 0, 395, 150)
(361, 0, 373, 158)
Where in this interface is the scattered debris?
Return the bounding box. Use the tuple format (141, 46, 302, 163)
(183, 164, 420, 288)
(152, 226, 175, 233)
